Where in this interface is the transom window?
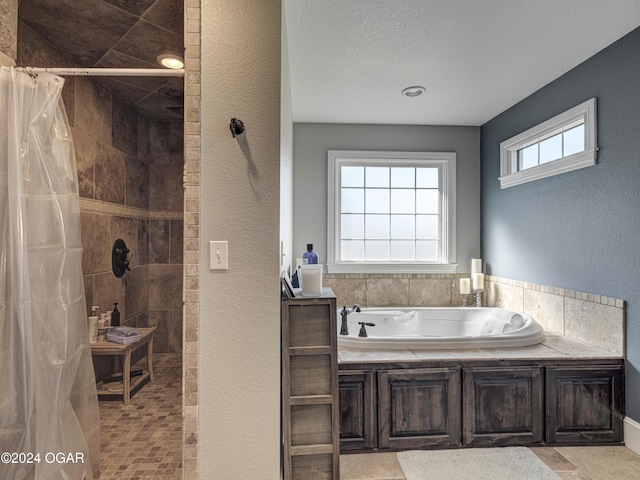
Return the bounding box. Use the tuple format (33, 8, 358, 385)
(517, 122, 585, 171)
(499, 98, 597, 188)
(327, 151, 456, 273)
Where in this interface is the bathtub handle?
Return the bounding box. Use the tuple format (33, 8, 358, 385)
(358, 322, 375, 338)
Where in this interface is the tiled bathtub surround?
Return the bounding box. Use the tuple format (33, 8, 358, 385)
(324, 273, 625, 356)
(486, 275, 625, 355)
(324, 273, 470, 309)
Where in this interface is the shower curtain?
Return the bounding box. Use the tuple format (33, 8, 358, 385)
(0, 68, 100, 479)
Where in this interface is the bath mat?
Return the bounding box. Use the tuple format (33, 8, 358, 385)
(397, 447, 562, 480)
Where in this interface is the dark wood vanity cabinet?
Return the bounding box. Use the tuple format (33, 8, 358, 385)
(377, 368, 461, 449)
(463, 367, 544, 446)
(338, 370, 376, 451)
(546, 365, 623, 445)
(338, 361, 624, 452)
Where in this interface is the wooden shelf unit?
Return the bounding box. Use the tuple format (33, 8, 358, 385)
(282, 288, 338, 480)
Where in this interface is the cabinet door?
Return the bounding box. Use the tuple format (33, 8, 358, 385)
(339, 370, 376, 451)
(378, 368, 461, 449)
(546, 365, 623, 444)
(463, 367, 543, 446)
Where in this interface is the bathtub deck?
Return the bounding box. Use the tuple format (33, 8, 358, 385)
(338, 332, 621, 365)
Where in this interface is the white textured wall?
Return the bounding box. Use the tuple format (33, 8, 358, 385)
(200, 1, 281, 478)
(0, 0, 17, 66)
(280, 7, 293, 273)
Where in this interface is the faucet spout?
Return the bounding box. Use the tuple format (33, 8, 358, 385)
(339, 304, 361, 335)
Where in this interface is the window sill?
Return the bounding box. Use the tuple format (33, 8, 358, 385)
(326, 262, 458, 274)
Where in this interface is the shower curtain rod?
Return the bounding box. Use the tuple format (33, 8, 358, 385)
(17, 67, 185, 77)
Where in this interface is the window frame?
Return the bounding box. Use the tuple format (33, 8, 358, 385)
(327, 150, 457, 274)
(499, 98, 597, 189)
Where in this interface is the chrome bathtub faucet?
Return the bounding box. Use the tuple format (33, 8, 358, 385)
(339, 304, 361, 335)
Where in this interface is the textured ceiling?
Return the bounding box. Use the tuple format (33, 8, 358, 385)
(284, 0, 640, 126)
(18, 1, 640, 125)
(18, 0, 184, 120)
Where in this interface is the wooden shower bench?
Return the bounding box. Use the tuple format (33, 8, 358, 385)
(91, 326, 157, 405)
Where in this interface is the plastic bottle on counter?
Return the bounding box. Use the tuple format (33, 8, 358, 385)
(88, 306, 99, 343)
(302, 244, 318, 264)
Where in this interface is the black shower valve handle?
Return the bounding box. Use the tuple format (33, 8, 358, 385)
(112, 239, 131, 278)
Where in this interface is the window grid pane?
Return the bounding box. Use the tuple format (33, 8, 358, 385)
(341, 214, 364, 239)
(342, 166, 364, 187)
(341, 188, 364, 213)
(539, 133, 563, 164)
(516, 121, 586, 172)
(563, 124, 585, 156)
(365, 214, 390, 240)
(339, 164, 442, 262)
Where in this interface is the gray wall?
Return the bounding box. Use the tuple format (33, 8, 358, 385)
(293, 123, 481, 271)
(481, 27, 640, 419)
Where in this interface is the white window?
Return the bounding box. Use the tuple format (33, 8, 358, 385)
(499, 98, 597, 189)
(327, 150, 456, 274)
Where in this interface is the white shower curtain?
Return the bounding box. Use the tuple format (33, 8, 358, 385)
(0, 68, 100, 479)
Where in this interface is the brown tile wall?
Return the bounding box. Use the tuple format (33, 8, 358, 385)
(183, 0, 201, 476)
(17, 23, 184, 373)
(0, 0, 17, 65)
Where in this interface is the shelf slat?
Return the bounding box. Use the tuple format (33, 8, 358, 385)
(289, 395, 333, 406)
(290, 444, 333, 456)
(290, 346, 331, 356)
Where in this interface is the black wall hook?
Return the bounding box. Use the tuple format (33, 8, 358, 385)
(230, 118, 245, 138)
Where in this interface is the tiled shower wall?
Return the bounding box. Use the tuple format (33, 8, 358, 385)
(324, 273, 625, 355)
(17, 24, 184, 367)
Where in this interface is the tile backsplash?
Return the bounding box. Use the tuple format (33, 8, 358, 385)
(324, 273, 625, 356)
(486, 275, 625, 356)
(324, 273, 467, 309)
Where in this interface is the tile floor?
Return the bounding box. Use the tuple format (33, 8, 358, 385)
(340, 445, 640, 480)
(97, 353, 182, 479)
(95, 353, 640, 480)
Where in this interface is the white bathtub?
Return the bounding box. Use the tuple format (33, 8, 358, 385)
(337, 307, 544, 349)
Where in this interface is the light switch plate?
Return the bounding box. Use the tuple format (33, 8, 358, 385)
(210, 241, 228, 270)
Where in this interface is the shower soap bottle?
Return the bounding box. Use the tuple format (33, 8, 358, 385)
(88, 306, 99, 344)
(302, 244, 318, 264)
(111, 302, 120, 327)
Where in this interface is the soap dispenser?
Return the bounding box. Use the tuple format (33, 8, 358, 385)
(111, 302, 120, 327)
(88, 306, 99, 343)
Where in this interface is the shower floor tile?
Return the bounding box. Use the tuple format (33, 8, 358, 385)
(97, 353, 182, 479)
